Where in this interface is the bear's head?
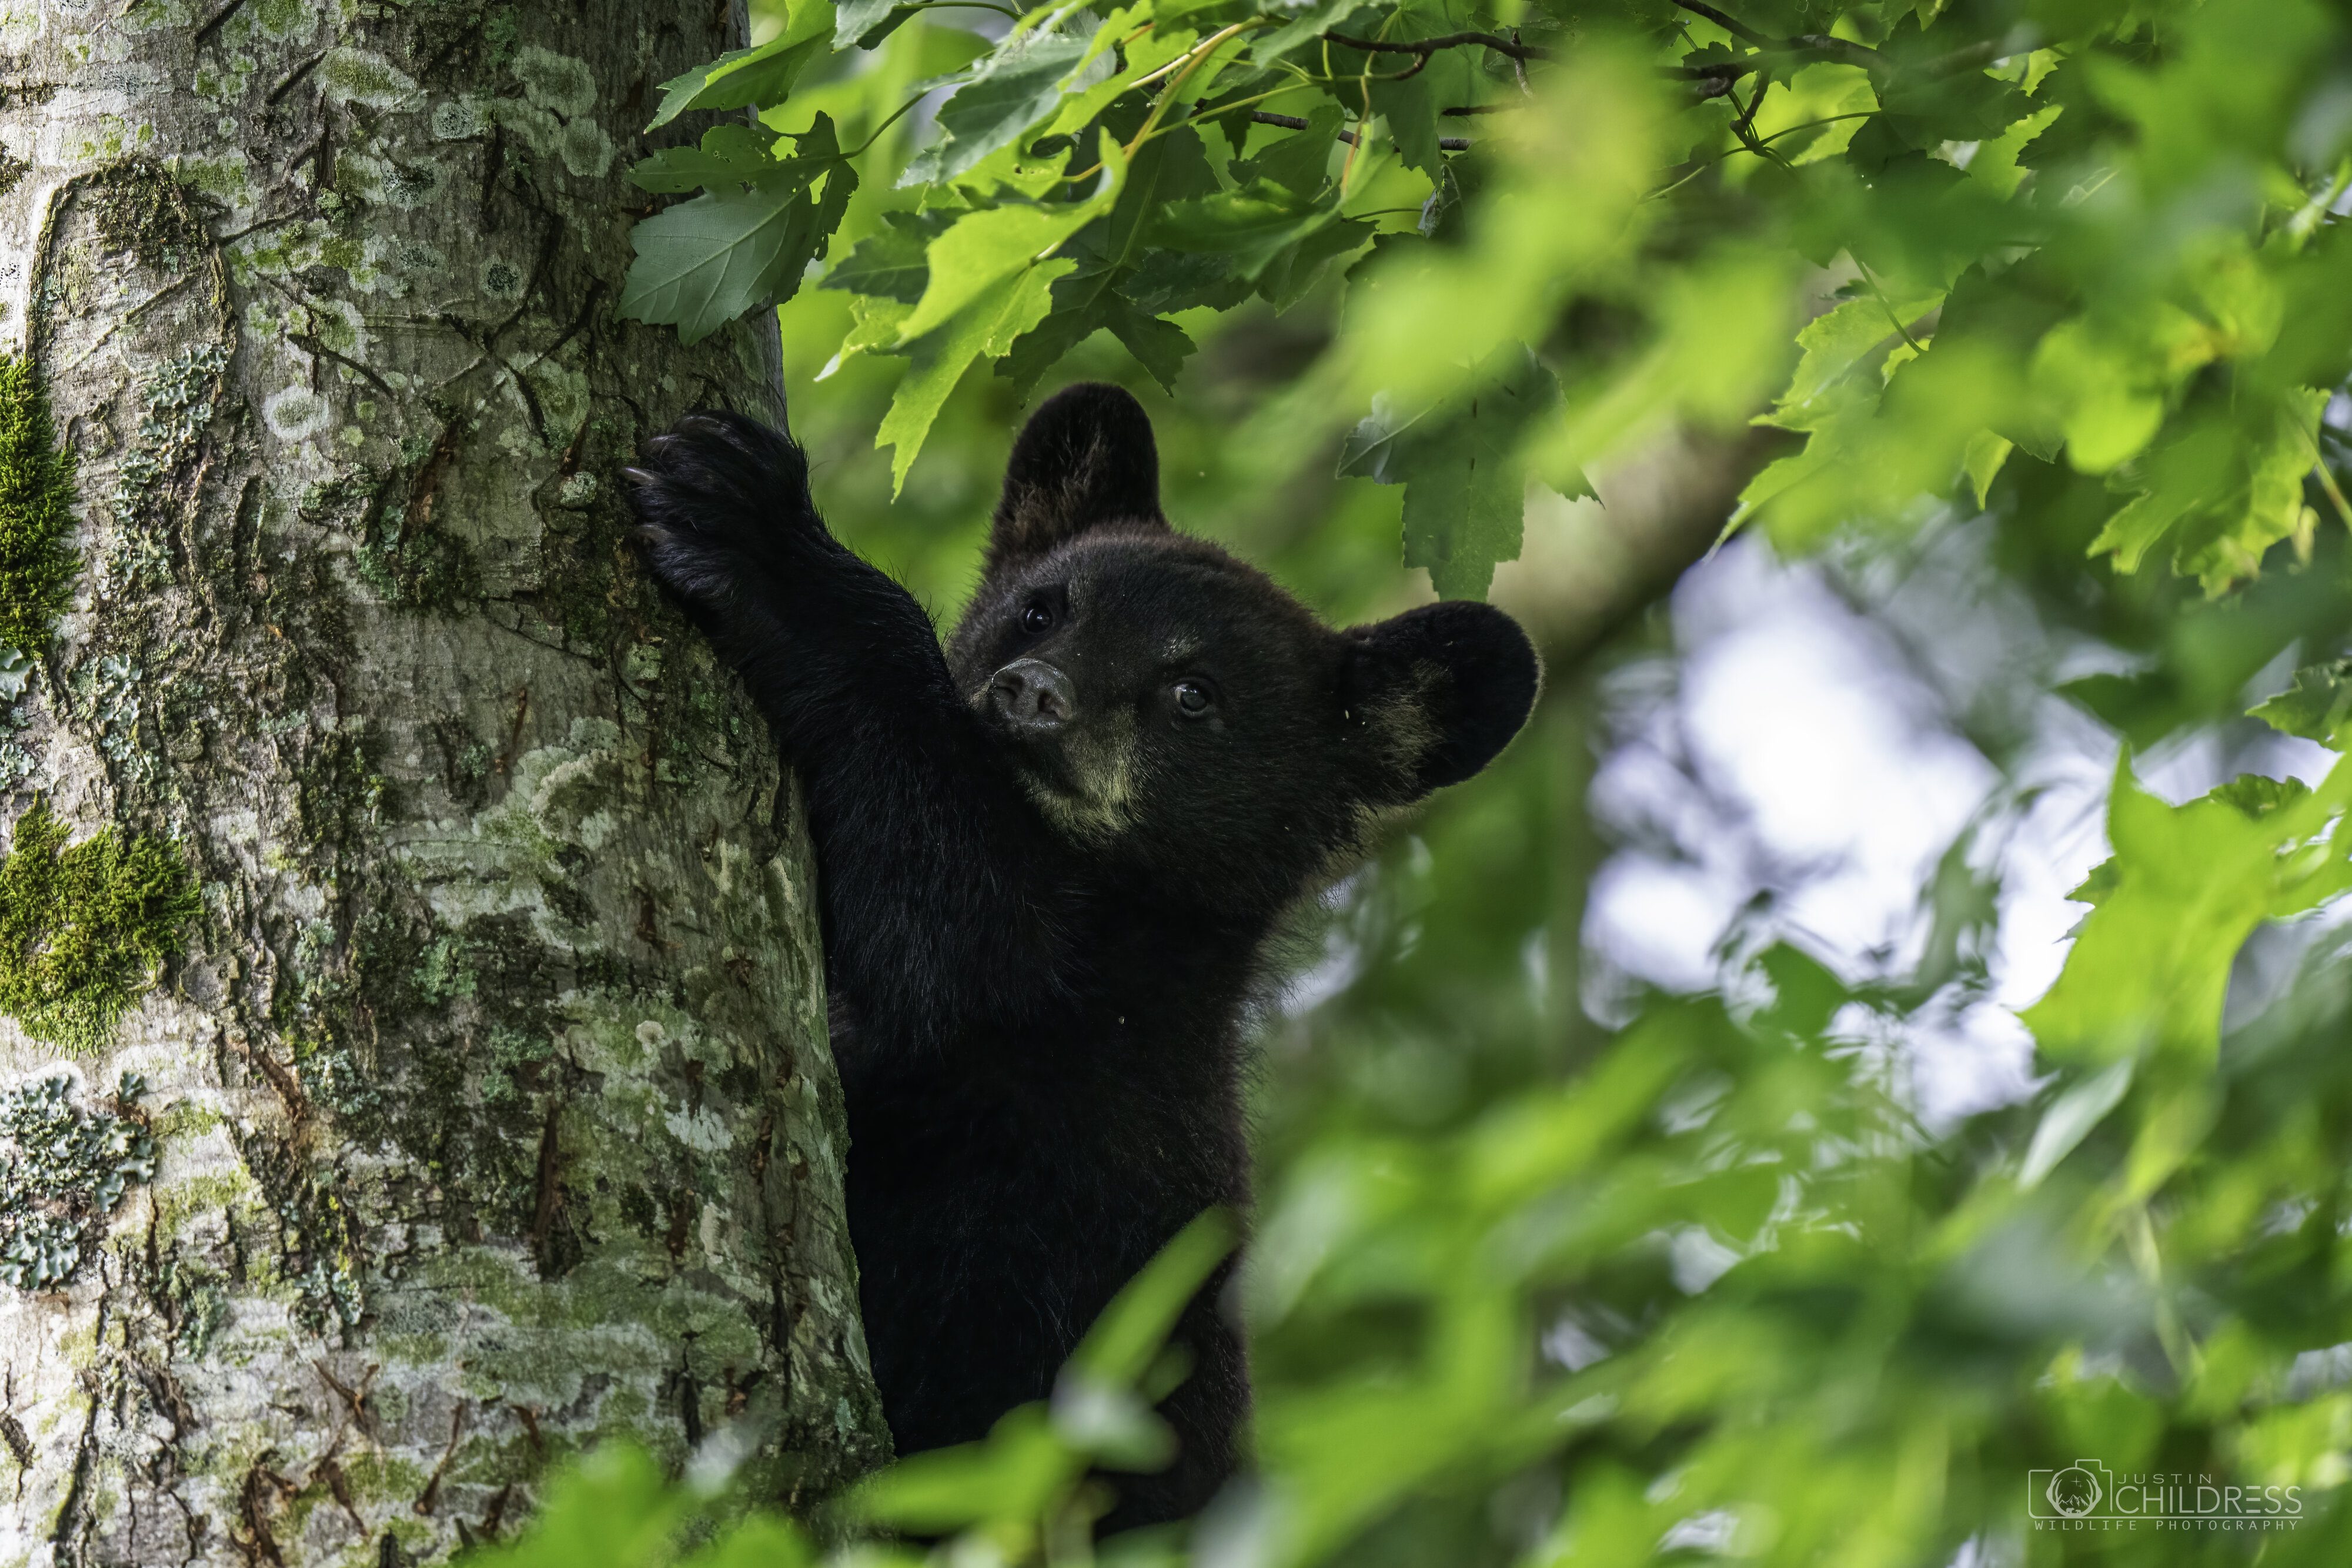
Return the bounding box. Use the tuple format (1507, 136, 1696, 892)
(946, 383, 1541, 911)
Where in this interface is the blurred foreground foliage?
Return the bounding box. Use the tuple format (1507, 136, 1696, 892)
(505, 0, 2352, 1563)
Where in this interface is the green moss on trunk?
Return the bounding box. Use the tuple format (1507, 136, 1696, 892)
(0, 800, 198, 1052)
(0, 356, 79, 660)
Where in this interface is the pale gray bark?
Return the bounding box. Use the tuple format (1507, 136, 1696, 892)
(0, 5, 886, 1564)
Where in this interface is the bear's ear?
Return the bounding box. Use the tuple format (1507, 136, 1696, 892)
(988, 382, 1166, 573)
(1342, 601, 1542, 799)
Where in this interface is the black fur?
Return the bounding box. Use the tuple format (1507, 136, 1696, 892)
(627, 383, 1539, 1527)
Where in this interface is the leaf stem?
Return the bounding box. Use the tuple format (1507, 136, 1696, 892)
(1127, 18, 1262, 101)
(1857, 261, 1925, 355)
(844, 91, 932, 159)
(1061, 80, 1323, 183)
(2301, 421, 2352, 532)
(1128, 22, 1259, 154)
(1335, 11, 1393, 196)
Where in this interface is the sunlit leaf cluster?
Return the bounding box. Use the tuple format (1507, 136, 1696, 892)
(622, 0, 2352, 601)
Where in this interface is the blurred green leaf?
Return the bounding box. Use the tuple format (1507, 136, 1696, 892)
(465, 1447, 684, 1568)
(848, 1403, 1078, 1532)
(674, 1516, 812, 1568)
(1066, 1207, 1239, 1388)
(2025, 754, 2352, 1064)
(2019, 1058, 2133, 1190)
(2252, 658, 2352, 743)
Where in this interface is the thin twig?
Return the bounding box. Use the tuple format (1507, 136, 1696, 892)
(1668, 0, 1771, 48)
(1668, 0, 1887, 76)
(895, 0, 1018, 17)
(1128, 15, 1284, 98)
(1324, 29, 1552, 63)
(1250, 109, 1474, 151)
(1643, 110, 1876, 198)
(1732, 75, 1770, 139)
(1060, 78, 1316, 182)
(1785, 31, 1886, 72)
(1336, 24, 1380, 195)
(2314, 461, 2352, 533)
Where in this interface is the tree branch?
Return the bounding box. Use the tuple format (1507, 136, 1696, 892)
(1660, 61, 1757, 81)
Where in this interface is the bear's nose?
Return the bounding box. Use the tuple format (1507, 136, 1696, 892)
(989, 658, 1075, 732)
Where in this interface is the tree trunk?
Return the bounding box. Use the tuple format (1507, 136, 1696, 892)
(0, 5, 886, 1564)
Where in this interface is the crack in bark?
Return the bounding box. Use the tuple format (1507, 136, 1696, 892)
(290, 332, 396, 401)
(191, 0, 250, 49)
(234, 1460, 296, 1566)
(228, 1029, 312, 1125)
(313, 1360, 379, 1439)
(411, 1402, 469, 1517)
(263, 52, 326, 109)
(49, 1296, 109, 1558)
(529, 1098, 566, 1275)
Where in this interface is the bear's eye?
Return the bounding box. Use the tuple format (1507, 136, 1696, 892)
(1021, 601, 1055, 636)
(1172, 680, 1214, 717)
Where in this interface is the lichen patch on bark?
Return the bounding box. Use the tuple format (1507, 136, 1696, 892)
(0, 1072, 152, 1290)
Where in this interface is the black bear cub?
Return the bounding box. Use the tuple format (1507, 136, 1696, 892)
(629, 384, 1539, 1526)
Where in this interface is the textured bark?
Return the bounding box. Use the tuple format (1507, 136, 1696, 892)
(0, 5, 887, 1564)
